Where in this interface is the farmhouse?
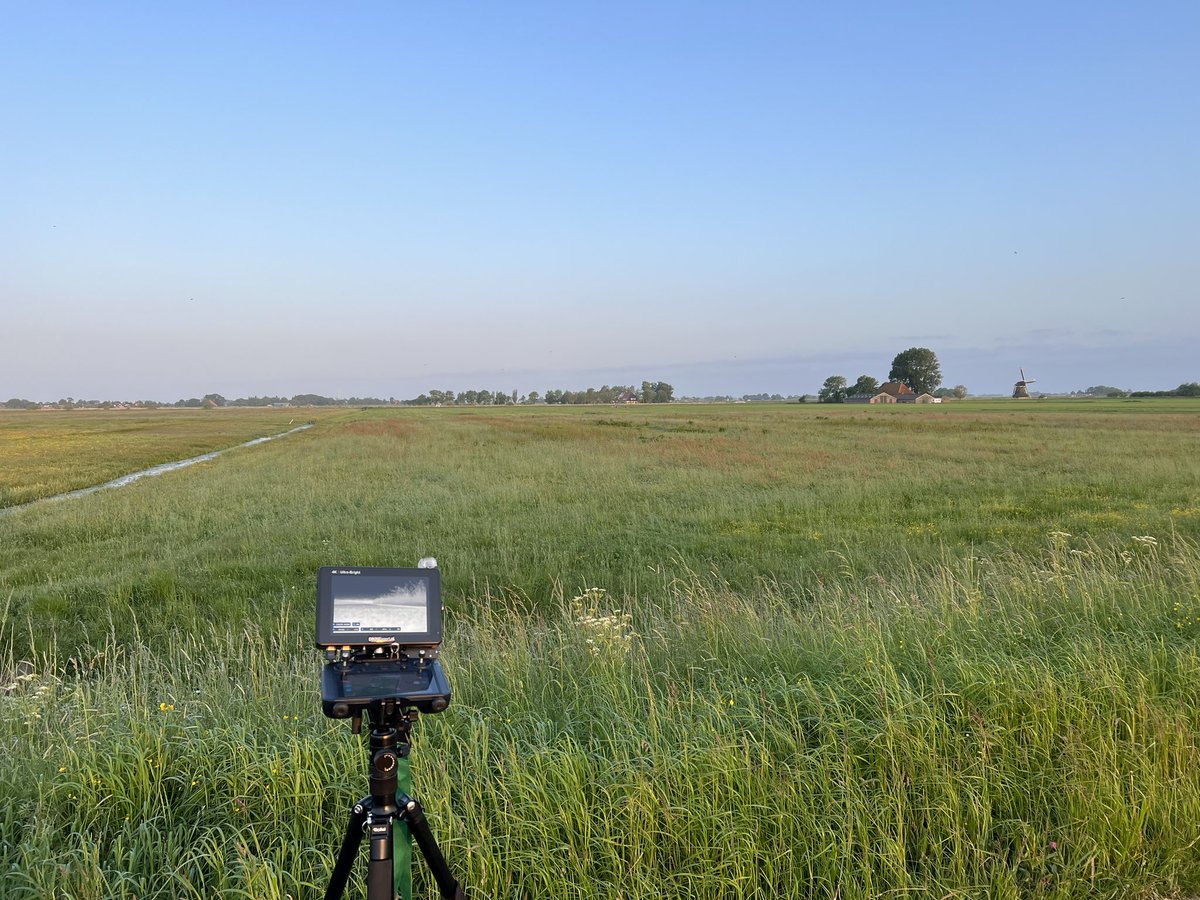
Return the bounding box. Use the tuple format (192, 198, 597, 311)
(878, 382, 915, 400)
(846, 392, 896, 404)
(845, 382, 937, 404)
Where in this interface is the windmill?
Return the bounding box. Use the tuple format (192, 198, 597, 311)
(1012, 368, 1036, 399)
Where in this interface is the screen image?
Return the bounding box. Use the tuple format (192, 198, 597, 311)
(331, 573, 429, 634)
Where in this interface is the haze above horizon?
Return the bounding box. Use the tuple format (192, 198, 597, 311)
(3, 2, 1197, 401)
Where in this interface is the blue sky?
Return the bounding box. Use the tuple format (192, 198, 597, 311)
(3, 2, 1196, 400)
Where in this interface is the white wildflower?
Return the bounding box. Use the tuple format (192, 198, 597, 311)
(570, 588, 636, 658)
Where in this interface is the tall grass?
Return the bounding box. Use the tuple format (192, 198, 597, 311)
(3, 534, 1198, 898)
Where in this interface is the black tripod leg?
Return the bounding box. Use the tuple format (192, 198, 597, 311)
(367, 813, 395, 900)
(398, 794, 467, 900)
(325, 798, 372, 900)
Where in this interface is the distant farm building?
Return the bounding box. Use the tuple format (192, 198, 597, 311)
(846, 392, 896, 404)
(844, 381, 936, 405)
(845, 382, 938, 404)
(878, 382, 914, 400)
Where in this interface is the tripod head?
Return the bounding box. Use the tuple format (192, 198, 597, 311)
(336, 692, 432, 738)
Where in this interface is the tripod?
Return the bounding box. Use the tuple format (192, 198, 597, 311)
(324, 699, 467, 900)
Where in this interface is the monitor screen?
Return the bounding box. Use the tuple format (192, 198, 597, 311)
(331, 573, 429, 634)
(316, 566, 442, 648)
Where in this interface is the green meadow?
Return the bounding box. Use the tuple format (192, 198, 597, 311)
(2, 401, 1199, 898)
(0, 408, 332, 509)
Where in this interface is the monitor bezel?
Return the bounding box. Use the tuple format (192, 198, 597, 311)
(316, 565, 443, 649)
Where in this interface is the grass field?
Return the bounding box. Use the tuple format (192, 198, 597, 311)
(0, 408, 344, 509)
(2, 401, 1199, 898)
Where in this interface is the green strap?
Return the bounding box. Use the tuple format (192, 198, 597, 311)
(394, 754, 412, 900)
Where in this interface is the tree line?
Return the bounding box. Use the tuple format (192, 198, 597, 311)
(189, 393, 392, 407)
(405, 389, 519, 406)
(404, 381, 674, 406)
(546, 381, 674, 404)
(1129, 382, 1200, 398)
(1074, 383, 1200, 399)
(1, 393, 392, 410)
(3, 384, 678, 409)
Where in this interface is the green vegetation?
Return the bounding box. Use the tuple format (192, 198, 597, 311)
(889, 347, 943, 395)
(850, 374, 880, 396)
(402, 383, 677, 405)
(819, 374, 849, 403)
(1130, 383, 1200, 399)
(6, 401, 1196, 649)
(2, 402, 1199, 898)
(0, 408, 341, 508)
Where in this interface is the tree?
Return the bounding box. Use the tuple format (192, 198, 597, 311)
(889, 348, 942, 395)
(819, 375, 848, 403)
(1081, 384, 1127, 397)
(849, 375, 879, 397)
(953, 384, 968, 399)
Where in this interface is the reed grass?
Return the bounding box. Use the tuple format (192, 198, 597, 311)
(3, 534, 1198, 898)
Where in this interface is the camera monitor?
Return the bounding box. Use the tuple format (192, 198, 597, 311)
(318, 565, 450, 717)
(316, 566, 443, 651)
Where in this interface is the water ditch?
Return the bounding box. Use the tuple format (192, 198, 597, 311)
(0, 423, 313, 517)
